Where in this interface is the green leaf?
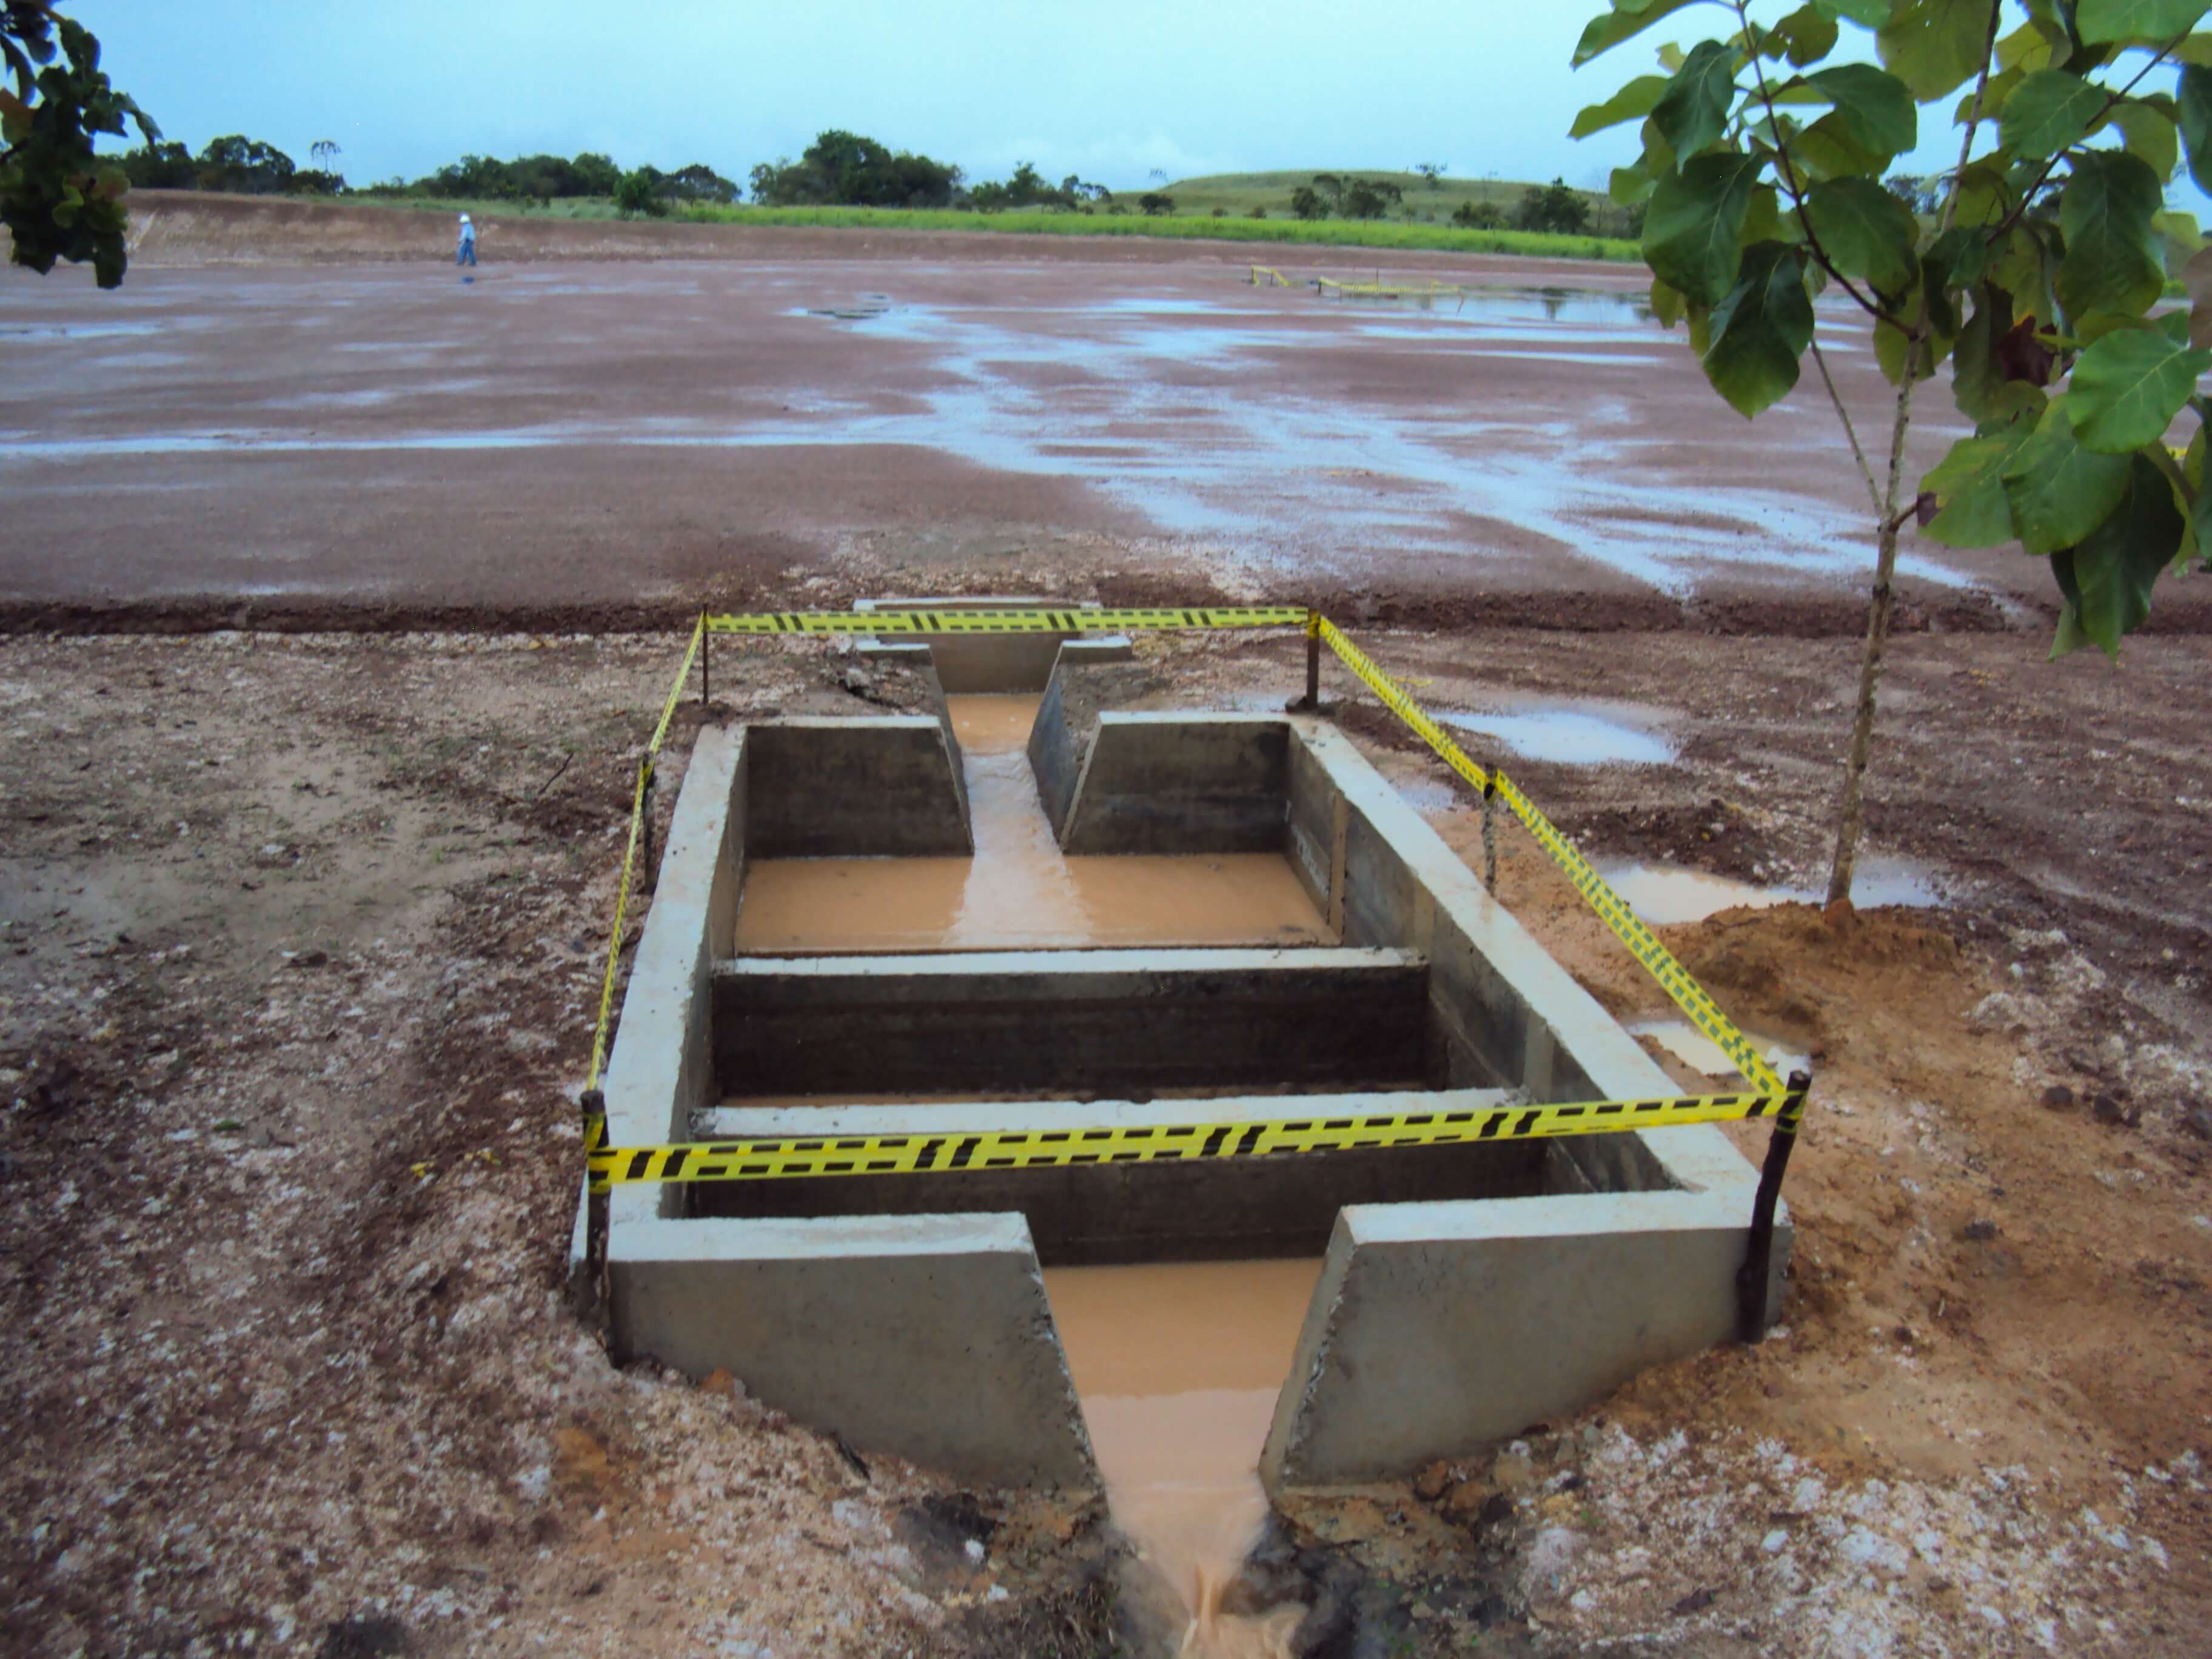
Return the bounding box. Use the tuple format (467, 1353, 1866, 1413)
(1572, 75, 1672, 138)
(2179, 64, 2212, 192)
(2111, 101, 2181, 179)
(1805, 175, 1920, 292)
(1652, 40, 1740, 159)
(2179, 32, 2212, 62)
(1999, 69, 2113, 158)
(1743, 183, 1784, 245)
(1819, 0, 1895, 24)
(1642, 148, 1763, 305)
(1919, 418, 2039, 545)
(1950, 284, 2016, 423)
(1701, 241, 1815, 417)
(1789, 110, 1890, 179)
(2066, 327, 2212, 451)
(1572, 0, 1703, 67)
(1989, 222, 2058, 323)
(2076, 0, 2211, 46)
(1651, 276, 1687, 326)
(2049, 455, 2187, 659)
(1611, 162, 1658, 204)
(2000, 395, 2137, 554)
(1877, 0, 1994, 101)
(1775, 3, 1842, 64)
(2057, 150, 2168, 324)
(1995, 18, 2060, 71)
(1800, 62, 1919, 155)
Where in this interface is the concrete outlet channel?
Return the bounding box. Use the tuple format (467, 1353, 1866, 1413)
(573, 612, 1789, 1496)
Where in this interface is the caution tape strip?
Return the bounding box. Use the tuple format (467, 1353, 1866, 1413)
(585, 1084, 1805, 1191)
(1313, 618, 1784, 1097)
(703, 606, 1309, 637)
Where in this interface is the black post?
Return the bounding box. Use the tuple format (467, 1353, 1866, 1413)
(700, 611, 710, 706)
(638, 758, 657, 892)
(578, 1088, 610, 1329)
(1291, 612, 1321, 711)
(1736, 1069, 1811, 1342)
(1480, 776, 1498, 893)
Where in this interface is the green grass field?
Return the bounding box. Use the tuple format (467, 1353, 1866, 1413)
(340, 187, 1640, 264)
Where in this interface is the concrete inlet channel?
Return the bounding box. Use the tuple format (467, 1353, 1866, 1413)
(574, 603, 1790, 1618)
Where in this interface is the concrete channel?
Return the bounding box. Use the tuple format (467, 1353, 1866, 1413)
(572, 606, 1790, 1501)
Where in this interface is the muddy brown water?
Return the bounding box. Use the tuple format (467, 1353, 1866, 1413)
(733, 694, 1330, 953)
(1047, 1259, 1322, 1657)
(738, 694, 1330, 1652)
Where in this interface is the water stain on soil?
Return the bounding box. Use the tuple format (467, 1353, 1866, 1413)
(1441, 703, 1677, 767)
(1598, 855, 1946, 925)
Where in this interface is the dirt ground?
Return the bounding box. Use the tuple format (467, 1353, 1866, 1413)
(2, 617, 2206, 1659)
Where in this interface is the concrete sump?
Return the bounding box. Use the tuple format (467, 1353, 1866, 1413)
(572, 624, 1791, 1495)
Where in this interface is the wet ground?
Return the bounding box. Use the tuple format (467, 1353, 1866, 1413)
(0, 249, 2039, 631)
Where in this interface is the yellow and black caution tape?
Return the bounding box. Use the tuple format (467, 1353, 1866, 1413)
(704, 606, 1307, 637)
(585, 1083, 1805, 1191)
(1247, 265, 1297, 287)
(1312, 617, 1783, 1097)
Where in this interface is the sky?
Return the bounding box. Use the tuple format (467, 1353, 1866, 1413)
(75, 0, 2200, 210)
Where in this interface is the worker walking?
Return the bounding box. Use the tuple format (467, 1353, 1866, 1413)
(456, 213, 477, 267)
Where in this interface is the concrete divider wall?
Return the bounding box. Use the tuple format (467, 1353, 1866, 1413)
(609, 1213, 1099, 1490)
(856, 594, 1132, 693)
(709, 947, 1429, 1096)
(1060, 713, 1290, 855)
(742, 717, 971, 858)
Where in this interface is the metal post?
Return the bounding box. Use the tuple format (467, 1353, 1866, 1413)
(1735, 1070, 1811, 1342)
(638, 759, 657, 892)
(1292, 611, 1321, 711)
(578, 1088, 610, 1331)
(1481, 777, 1498, 893)
(699, 610, 710, 706)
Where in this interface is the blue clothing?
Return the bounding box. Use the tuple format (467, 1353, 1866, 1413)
(457, 223, 477, 266)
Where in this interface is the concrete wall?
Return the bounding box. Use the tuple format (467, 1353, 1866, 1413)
(609, 1212, 1098, 1490)
(855, 595, 1131, 693)
(1060, 714, 1290, 855)
(1261, 720, 1792, 1488)
(742, 717, 971, 858)
(692, 1090, 1550, 1264)
(711, 947, 1428, 1096)
(1261, 1193, 1766, 1487)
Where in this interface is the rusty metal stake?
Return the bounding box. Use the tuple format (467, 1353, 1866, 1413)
(1480, 777, 1498, 893)
(699, 610, 710, 706)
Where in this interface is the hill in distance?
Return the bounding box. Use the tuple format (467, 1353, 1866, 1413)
(1156, 169, 1594, 222)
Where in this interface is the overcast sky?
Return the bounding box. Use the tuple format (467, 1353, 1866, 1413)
(78, 0, 2200, 210)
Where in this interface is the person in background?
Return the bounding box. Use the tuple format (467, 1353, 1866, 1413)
(457, 213, 477, 267)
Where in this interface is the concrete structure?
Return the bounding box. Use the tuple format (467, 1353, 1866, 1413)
(577, 656, 1789, 1493)
(854, 594, 1132, 692)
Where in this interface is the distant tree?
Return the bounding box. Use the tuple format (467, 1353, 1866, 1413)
(1138, 191, 1174, 216)
(1512, 176, 1587, 235)
(965, 161, 1107, 211)
(1, 4, 155, 287)
(657, 162, 737, 204)
(1412, 161, 1447, 187)
(195, 133, 294, 194)
(1880, 172, 1942, 217)
(612, 167, 666, 216)
(569, 151, 621, 195)
(1451, 199, 1503, 230)
(1309, 172, 1344, 210)
(1339, 177, 1402, 220)
(1289, 184, 1324, 221)
(1248, 204, 1266, 218)
(750, 130, 960, 208)
(310, 137, 340, 166)
(119, 138, 195, 190)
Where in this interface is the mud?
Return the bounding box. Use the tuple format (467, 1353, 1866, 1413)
(1597, 855, 1946, 925)
(12, 220, 2199, 638)
(732, 695, 1329, 952)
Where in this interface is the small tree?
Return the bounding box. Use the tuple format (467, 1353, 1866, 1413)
(1290, 184, 1326, 220)
(1413, 160, 1450, 187)
(1572, 0, 2212, 903)
(0, 5, 154, 287)
(1453, 198, 1505, 229)
(1138, 190, 1175, 215)
(613, 167, 665, 217)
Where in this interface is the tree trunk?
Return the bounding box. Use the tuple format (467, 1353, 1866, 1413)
(1824, 358, 1920, 906)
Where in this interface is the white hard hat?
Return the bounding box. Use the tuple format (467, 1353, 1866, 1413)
(459, 213, 471, 223)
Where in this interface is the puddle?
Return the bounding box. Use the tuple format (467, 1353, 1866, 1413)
(733, 695, 1332, 952)
(1046, 1258, 1320, 1655)
(1625, 1017, 1809, 1082)
(1441, 706, 1675, 766)
(1596, 856, 1945, 925)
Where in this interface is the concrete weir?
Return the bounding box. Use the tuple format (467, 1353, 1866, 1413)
(575, 644, 1790, 1494)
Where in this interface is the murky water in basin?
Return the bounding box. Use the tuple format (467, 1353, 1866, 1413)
(1047, 1259, 1321, 1655)
(733, 695, 1330, 952)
